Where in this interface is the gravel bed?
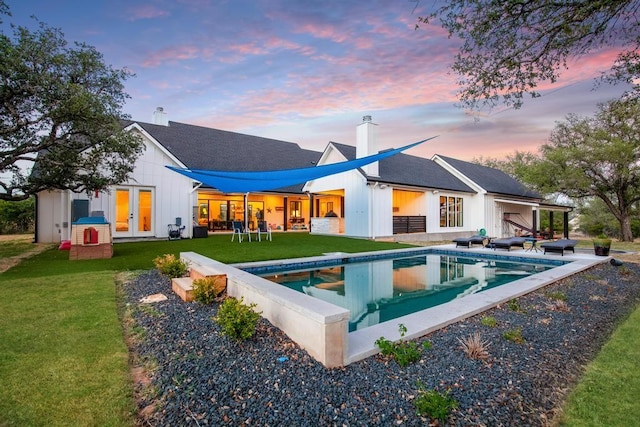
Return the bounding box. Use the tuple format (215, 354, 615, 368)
(124, 260, 640, 426)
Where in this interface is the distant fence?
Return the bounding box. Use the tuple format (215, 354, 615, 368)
(392, 216, 426, 234)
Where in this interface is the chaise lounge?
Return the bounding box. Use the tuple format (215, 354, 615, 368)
(452, 235, 487, 248)
(540, 239, 578, 256)
(488, 237, 527, 251)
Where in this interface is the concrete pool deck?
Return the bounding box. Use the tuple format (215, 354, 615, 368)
(180, 245, 609, 367)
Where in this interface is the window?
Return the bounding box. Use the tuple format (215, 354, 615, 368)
(439, 195, 463, 227)
(290, 200, 302, 218)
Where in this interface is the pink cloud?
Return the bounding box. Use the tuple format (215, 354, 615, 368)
(126, 4, 170, 21)
(293, 22, 348, 44)
(141, 45, 202, 67)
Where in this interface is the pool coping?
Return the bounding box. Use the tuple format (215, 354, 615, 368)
(181, 245, 609, 367)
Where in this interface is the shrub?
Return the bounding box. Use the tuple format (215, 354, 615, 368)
(480, 316, 497, 327)
(153, 254, 188, 278)
(458, 331, 490, 360)
(502, 327, 525, 344)
(192, 276, 226, 304)
(414, 382, 458, 422)
(507, 299, 525, 313)
(215, 297, 261, 341)
(545, 291, 567, 301)
(375, 324, 423, 367)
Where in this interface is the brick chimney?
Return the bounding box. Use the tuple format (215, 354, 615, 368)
(356, 115, 379, 177)
(152, 107, 168, 126)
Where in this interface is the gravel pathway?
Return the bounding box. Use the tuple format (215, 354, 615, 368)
(124, 260, 640, 426)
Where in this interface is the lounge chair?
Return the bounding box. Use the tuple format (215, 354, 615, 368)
(257, 221, 272, 242)
(488, 237, 526, 251)
(231, 220, 251, 243)
(540, 239, 578, 256)
(452, 235, 487, 248)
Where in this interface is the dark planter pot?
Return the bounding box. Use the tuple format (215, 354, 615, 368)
(593, 238, 612, 256)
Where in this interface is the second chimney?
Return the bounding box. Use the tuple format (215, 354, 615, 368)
(152, 107, 169, 126)
(356, 115, 379, 177)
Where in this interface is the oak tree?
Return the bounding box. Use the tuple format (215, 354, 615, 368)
(417, 0, 640, 110)
(0, 7, 143, 201)
(484, 99, 640, 241)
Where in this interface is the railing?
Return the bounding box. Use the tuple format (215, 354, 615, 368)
(393, 216, 426, 234)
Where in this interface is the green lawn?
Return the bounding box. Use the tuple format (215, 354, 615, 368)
(0, 271, 133, 426)
(0, 233, 412, 280)
(559, 305, 640, 426)
(0, 239, 34, 258)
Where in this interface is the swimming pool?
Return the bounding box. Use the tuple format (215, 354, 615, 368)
(251, 251, 562, 332)
(183, 247, 596, 367)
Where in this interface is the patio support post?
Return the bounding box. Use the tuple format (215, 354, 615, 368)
(532, 209, 538, 238)
(549, 211, 554, 238)
(308, 192, 314, 231)
(563, 212, 569, 239)
(244, 193, 249, 231)
(283, 197, 288, 231)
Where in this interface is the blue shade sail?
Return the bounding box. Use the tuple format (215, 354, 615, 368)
(166, 137, 435, 193)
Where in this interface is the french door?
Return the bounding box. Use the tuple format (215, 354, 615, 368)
(114, 187, 155, 238)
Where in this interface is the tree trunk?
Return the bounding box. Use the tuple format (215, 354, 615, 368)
(619, 215, 634, 242)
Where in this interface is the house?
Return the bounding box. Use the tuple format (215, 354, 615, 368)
(35, 110, 570, 243)
(305, 116, 570, 241)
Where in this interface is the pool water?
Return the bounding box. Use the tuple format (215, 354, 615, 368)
(258, 253, 557, 332)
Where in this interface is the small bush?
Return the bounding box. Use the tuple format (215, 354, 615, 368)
(545, 291, 567, 301)
(502, 327, 525, 344)
(458, 331, 490, 360)
(507, 299, 526, 313)
(480, 316, 497, 327)
(192, 276, 226, 304)
(375, 324, 423, 367)
(153, 254, 188, 278)
(216, 297, 262, 340)
(414, 382, 458, 422)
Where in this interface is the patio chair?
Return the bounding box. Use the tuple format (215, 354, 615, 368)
(488, 237, 526, 251)
(540, 239, 578, 256)
(452, 235, 486, 248)
(231, 220, 251, 243)
(257, 221, 272, 242)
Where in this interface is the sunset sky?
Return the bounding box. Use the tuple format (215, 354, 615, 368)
(4, 0, 631, 160)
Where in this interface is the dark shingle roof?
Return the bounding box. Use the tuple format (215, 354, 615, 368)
(330, 142, 474, 193)
(436, 155, 541, 199)
(126, 120, 321, 193)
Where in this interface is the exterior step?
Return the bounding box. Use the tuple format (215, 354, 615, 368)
(172, 265, 228, 302)
(171, 277, 194, 302)
(190, 264, 227, 283)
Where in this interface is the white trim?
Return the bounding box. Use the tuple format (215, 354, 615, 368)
(494, 198, 539, 207)
(125, 122, 186, 168)
(432, 154, 486, 194)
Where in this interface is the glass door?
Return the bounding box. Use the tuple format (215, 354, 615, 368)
(114, 187, 154, 238)
(115, 189, 132, 237)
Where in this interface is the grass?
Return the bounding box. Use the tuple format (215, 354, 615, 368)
(559, 305, 640, 426)
(0, 233, 412, 280)
(0, 239, 33, 258)
(0, 271, 133, 426)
